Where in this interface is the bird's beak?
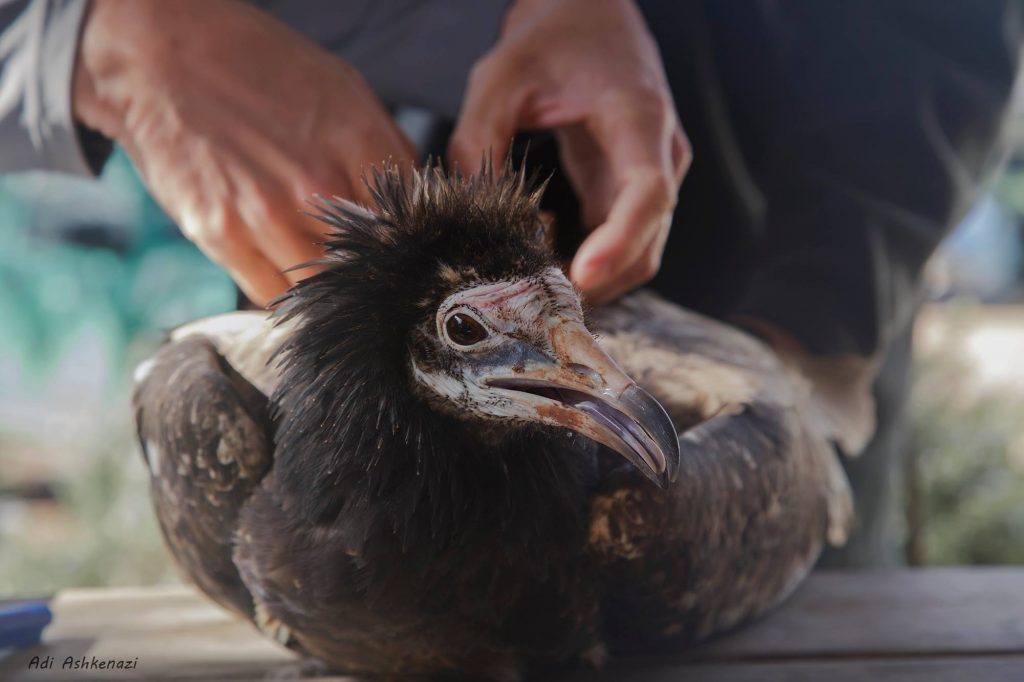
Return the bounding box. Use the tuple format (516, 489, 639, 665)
(486, 321, 680, 487)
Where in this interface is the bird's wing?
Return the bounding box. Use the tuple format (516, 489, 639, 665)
(769, 343, 877, 457)
(591, 289, 876, 449)
(133, 312, 282, 619)
(590, 290, 804, 430)
(590, 290, 865, 543)
(587, 291, 864, 645)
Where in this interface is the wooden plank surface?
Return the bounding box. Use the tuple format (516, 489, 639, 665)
(554, 657, 1024, 682)
(690, 567, 1024, 661)
(1, 568, 1022, 681)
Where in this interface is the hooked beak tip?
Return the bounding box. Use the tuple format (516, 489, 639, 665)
(482, 319, 680, 487)
(616, 384, 680, 487)
(489, 376, 681, 487)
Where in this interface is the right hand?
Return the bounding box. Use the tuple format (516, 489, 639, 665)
(449, 0, 689, 306)
(73, 0, 416, 305)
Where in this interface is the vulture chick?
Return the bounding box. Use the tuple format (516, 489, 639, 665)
(133, 164, 871, 681)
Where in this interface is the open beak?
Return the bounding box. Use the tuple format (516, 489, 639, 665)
(485, 321, 680, 487)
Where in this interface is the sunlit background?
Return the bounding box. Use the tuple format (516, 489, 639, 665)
(2, 91, 1024, 597)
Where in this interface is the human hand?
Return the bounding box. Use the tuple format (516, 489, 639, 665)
(449, 0, 690, 304)
(73, 0, 416, 305)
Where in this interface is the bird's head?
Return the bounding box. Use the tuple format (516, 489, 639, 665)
(273, 162, 679, 489)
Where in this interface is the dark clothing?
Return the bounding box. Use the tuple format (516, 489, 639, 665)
(640, 2, 1020, 564)
(643, 1, 1021, 357)
(486, 1, 1021, 565)
(637, 2, 1021, 564)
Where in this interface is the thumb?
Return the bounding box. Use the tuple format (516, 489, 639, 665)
(448, 56, 526, 172)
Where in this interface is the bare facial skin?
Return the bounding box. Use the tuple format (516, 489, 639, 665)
(413, 268, 679, 486)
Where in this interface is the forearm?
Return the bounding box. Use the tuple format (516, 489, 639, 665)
(0, 0, 108, 175)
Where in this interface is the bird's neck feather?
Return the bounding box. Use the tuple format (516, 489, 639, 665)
(271, 346, 596, 559)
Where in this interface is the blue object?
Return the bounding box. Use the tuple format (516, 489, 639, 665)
(0, 602, 52, 650)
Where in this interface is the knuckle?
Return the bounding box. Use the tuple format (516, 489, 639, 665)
(662, 182, 679, 213)
(637, 248, 662, 282)
(505, 50, 538, 78)
(645, 173, 677, 214)
(177, 215, 201, 242)
(675, 131, 694, 169)
(469, 48, 530, 98)
(623, 75, 671, 113)
(303, 160, 339, 189)
(631, 78, 668, 107)
(603, 82, 672, 135)
(197, 216, 239, 254)
(468, 53, 503, 90)
(192, 234, 227, 264)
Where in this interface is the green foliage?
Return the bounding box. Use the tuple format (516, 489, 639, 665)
(0, 152, 236, 385)
(994, 166, 1024, 217)
(0, 148, 229, 595)
(0, 417, 177, 596)
(910, 314, 1024, 565)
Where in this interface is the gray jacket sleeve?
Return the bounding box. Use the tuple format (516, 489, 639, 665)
(0, 0, 101, 175)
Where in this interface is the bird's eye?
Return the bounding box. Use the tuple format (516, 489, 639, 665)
(445, 313, 489, 346)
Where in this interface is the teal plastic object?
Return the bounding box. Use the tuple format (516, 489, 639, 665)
(0, 147, 236, 386)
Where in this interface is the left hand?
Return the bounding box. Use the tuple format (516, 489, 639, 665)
(448, 0, 690, 304)
(73, 0, 417, 306)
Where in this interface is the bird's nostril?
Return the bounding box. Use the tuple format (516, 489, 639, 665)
(567, 363, 602, 385)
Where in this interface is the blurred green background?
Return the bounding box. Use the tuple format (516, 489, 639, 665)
(0, 150, 235, 595)
(3, 133, 1024, 596)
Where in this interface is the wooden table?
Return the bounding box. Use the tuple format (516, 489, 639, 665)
(2, 568, 1023, 681)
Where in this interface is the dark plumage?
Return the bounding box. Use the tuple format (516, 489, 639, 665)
(133, 163, 870, 680)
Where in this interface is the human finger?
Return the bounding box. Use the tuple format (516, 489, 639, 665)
(448, 54, 529, 172)
(570, 91, 678, 295)
(180, 210, 291, 306)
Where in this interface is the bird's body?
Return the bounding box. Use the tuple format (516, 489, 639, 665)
(134, 166, 868, 680)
